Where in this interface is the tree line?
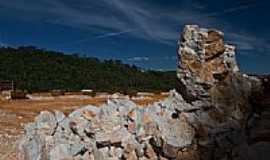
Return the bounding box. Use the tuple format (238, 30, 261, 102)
(0, 46, 177, 93)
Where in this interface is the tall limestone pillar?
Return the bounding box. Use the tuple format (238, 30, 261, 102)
(176, 25, 262, 160)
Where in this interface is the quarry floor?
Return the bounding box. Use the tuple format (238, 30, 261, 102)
(0, 93, 168, 159)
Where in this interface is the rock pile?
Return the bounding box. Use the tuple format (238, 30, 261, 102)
(16, 25, 269, 160)
(16, 91, 199, 160)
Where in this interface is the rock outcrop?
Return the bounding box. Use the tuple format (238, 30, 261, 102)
(16, 25, 269, 160)
(177, 25, 242, 101)
(176, 25, 265, 160)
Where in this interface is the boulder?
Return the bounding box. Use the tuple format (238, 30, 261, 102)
(35, 111, 57, 136)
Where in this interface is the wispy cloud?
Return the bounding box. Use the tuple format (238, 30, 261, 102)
(227, 32, 270, 54)
(127, 56, 149, 61)
(57, 29, 136, 47)
(95, 29, 136, 39)
(0, 0, 269, 54)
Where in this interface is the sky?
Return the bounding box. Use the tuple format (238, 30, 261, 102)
(0, 0, 269, 73)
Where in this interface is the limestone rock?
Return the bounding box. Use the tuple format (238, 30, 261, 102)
(35, 111, 57, 136)
(17, 134, 45, 160)
(54, 110, 66, 123)
(145, 144, 157, 159)
(125, 150, 137, 160)
(162, 118, 195, 149)
(177, 25, 239, 102)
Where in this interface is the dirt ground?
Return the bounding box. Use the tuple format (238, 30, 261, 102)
(0, 93, 168, 158)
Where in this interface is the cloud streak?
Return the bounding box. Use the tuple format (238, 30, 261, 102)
(127, 56, 149, 62)
(227, 32, 270, 54)
(57, 29, 136, 47)
(95, 29, 136, 39)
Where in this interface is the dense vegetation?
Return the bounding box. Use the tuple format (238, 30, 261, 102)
(0, 46, 176, 93)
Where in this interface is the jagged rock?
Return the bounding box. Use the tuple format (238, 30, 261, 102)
(69, 116, 91, 137)
(109, 146, 123, 159)
(35, 111, 57, 136)
(125, 150, 138, 160)
(161, 90, 200, 112)
(177, 146, 199, 160)
(177, 25, 239, 102)
(145, 144, 157, 159)
(49, 142, 85, 160)
(54, 111, 66, 123)
(17, 134, 45, 160)
(159, 117, 195, 159)
(161, 118, 195, 149)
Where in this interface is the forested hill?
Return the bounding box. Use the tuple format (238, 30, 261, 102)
(0, 46, 176, 92)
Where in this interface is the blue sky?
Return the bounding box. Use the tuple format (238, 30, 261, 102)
(0, 0, 269, 73)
